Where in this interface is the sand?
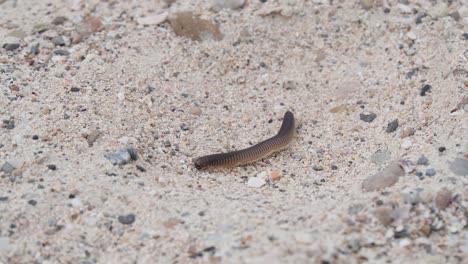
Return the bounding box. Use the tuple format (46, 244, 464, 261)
(0, 0, 467, 263)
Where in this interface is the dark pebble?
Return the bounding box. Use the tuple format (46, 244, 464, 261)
(0, 196, 8, 201)
(51, 36, 65, 46)
(425, 168, 436, 177)
(28, 199, 37, 206)
(180, 124, 189, 131)
(3, 119, 15, 129)
(30, 46, 39, 55)
(32, 135, 39, 140)
(118, 214, 136, 225)
(420, 84, 432, 96)
(68, 193, 75, 199)
(70, 87, 80, 92)
(163, 140, 171, 147)
(360, 112, 377, 123)
(438, 146, 446, 153)
(203, 246, 216, 253)
(2, 162, 15, 174)
(417, 156, 429, 165)
(416, 171, 423, 178)
(313, 165, 324, 171)
(394, 229, 409, 239)
(386, 119, 399, 133)
(3, 43, 20, 51)
(463, 33, 468, 40)
(0, 144, 3, 148)
(136, 165, 146, 172)
(127, 147, 138, 160)
(331, 165, 338, 170)
(52, 16, 68, 25)
(383, 8, 390, 13)
(47, 164, 57, 170)
(53, 49, 70, 56)
(260, 0, 267, 2)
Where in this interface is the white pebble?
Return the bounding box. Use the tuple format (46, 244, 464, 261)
(401, 139, 412, 149)
(247, 177, 266, 188)
(137, 12, 168, 26)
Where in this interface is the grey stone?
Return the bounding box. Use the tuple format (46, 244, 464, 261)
(360, 112, 377, 123)
(3, 43, 20, 51)
(449, 158, 468, 176)
(362, 161, 404, 192)
(417, 155, 429, 165)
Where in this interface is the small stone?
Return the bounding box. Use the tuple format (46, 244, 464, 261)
(32, 135, 39, 140)
(0, 237, 10, 252)
(420, 84, 432, 96)
(136, 165, 146, 172)
(180, 123, 189, 131)
(386, 119, 399, 133)
(170, 12, 223, 42)
(51, 36, 65, 46)
(106, 147, 138, 165)
(434, 188, 452, 210)
(425, 168, 436, 177)
(449, 158, 468, 176)
(86, 130, 101, 146)
(438, 146, 446, 153)
(329, 105, 349, 113)
(292, 154, 302, 161)
(269, 170, 282, 181)
(28, 199, 37, 206)
(362, 161, 404, 192)
(47, 164, 57, 171)
(1, 162, 15, 174)
(401, 139, 412, 149)
(417, 156, 429, 165)
(398, 3, 412, 13)
(360, 112, 377, 123)
(137, 12, 169, 26)
(30, 45, 39, 55)
(371, 149, 391, 165)
(52, 16, 68, 25)
(212, 0, 245, 12)
(163, 140, 171, 147)
(313, 165, 324, 171)
(53, 49, 70, 56)
(118, 214, 136, 225)
(247, 177, 266, 188)
(374, 206, 393, 225)
(360, 0, 374, 10)
(189, 106, 202, 116)
(3, 43, 20, 51)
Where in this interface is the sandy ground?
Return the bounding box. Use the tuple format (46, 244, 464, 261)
(0, 0, 467, 263)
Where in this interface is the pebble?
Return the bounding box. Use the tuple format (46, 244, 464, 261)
(370, 149, 391, 165)
(180, 123, 189, 131)
(374, 206, 393, 225)
(51, 36, 65, 46)
(28, 199, 37, 206)
(269, 170, 282, 181)
(137, 12, 169, 26)
(53, 49, 70, 56)
(360, 0, 374, 10)
(425, 168, 436, 177)
(362, 161, 404, 192)
(47, 164, 57, 171)
(401, 139, 412, 149)
(189, 106, 202, 116)
(417, 156, 429, 165)
(170, 12, 223, 42)
(449, 158, 468, 176)
(392, 205, 411, 222)
(359, 112, 377, 123)
(398, 3, 413, 14)
(247, 177, 266, 188)
(420, 84, 432, 96)
(434, 188, 452, 210)
(1, 162, 16, 174)
(212, 0, 245, 12)
(438, 146, 446, 153)
(0, 237, 10, 252)
(118, 214, 136, 225)
(292, 154, 302, 161)
(30, 45, 39, 55)
(105, 146, 138, 165)
(386, 119, 399, 133)
(2, 119, 15, 129)
(312, 165, 324, 171)
(51, 16, 68, 25)
(2, 43, 20, 51)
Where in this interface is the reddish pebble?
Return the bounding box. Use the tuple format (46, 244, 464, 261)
(269, 170, 282, 181)
(189, 106, 202, 116)
(9, 85, 19, 91)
